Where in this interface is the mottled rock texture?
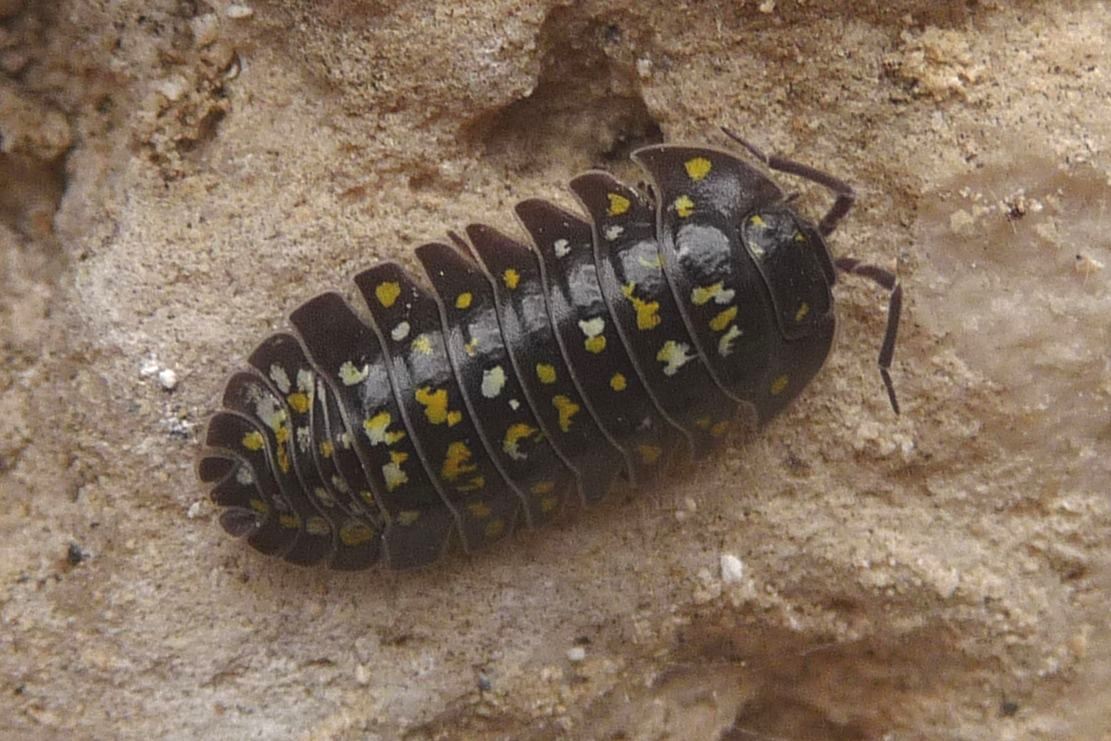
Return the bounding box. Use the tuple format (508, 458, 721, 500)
(2, 1, 1109, 738)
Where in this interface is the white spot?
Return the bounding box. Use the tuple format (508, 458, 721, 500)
(339, 431, 352, 448)
(297, 368, 314, 394)
(338, 360, 369, 386)
(253, 392, 287, 431)
(158, 368, 178, 391)
(331, 474, 351, 494)
(509, 398, 520, 411)
(355, 664, 371, 686)
(636, 57, 653, 78)
(481, 365, 507, 398)
(714, 288, 736, 305)
(139, 356, 160, 377)
(579, 316, 605, 338)
(235, 466, 254, 485)
(391, 321, 411, 341)
(554, 238, 571, 258)
(718, 325, 742, 357)
(187, 501, 204, 519)
(567, 646, 586, 662)
(604, 224, 624, 241)
(296, 426, 311, 453)
(721, 553, 745, 585)
(657, 340, 696, 377)
(269, 364, 291, 393)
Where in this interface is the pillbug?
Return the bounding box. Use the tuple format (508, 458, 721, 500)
(196, 130, 902, 571)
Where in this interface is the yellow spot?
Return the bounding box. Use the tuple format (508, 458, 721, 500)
(770, 375, 789, 396)
(274, 425, 290, 444)
(411, 334, 433, 355)
(621, 282, 661, 330)
(416, 386, 462, 426)
(795, 303, 810, 322)
(585, 335, 607, 354)
(455, 292, 473, 310)
(536, 363, 557, 384)
(638, 445, 663, 464)
(390, 450, 408, 466)
(709, 306, 738, 332)
(397, 510, 420, 526)
(503, 268, 520, 289)
(711, 420, 731, 438)
(286, 392, 310, 414)
(339, 520, 374, 546)
(306, 516, 331, 536)
(456, 476, 485, 492)
(276, 444, 291, 473)
(249, 498, 268, 514)
(610, 372, 627, 392)
(794, 231, 807, 243)
(464, 337, 480, 357)
(637, 253, 662, 269)
(503, 422, 539, 461)
(485, 518, 505, 539)
(530, 480, 555, 495)
(442, 440, 477, 482)
(749, 214, 766, 228)
(540, 495, 559, 513)
(279, 513, 300, 529)
(467, 501, 492, 518)
(695, 416, 712, 429)
(674, 194, 695, 218)
(319, 440, 334, 458)
(363, 411, 406, 446)
(607, 192, 631, 216)
(241, 430, 265, 451)
(375, 281, 401, 308)
(684, 156, 712, 181)
(359, 490, 375, 506)
(553, 394, 580, 432)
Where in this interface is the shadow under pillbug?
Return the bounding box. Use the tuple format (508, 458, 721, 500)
(196, 130, 903, 571)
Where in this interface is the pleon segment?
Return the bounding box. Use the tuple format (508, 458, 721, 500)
(289, 292, 456, 570)
(570, 172, 742, 455)
(416, 241, 575, 527)
(203, 410, 300, 558)
(353, 263, 522, 553)
(220, 371, 337, 566)
(247, 332, 381, 570)
(465, 223, 625, 505)
(515, 198, 683, 486)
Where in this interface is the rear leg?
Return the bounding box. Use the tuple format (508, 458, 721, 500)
(721, 127, 855, 237)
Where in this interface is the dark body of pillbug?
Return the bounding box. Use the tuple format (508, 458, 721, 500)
(196, 131, 903, 571)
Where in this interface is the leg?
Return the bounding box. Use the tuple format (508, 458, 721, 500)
(721, 127, 856, 237)
(835, 257, 902, 416)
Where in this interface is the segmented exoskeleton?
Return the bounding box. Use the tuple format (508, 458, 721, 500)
(196, 131, 902, 570)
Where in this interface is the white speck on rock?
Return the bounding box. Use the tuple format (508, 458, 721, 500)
(225, 4, 254, 19)
(720, 553, 745, 585)
(187, 501, 203, 519)
(140, 356, 160, 377)
(636, 57, 653, 78)
(566, 646, 586, 663)
(158, 368, 178, 391)
(355, 664, 371, 685)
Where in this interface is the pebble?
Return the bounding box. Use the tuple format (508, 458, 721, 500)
(225, 3, 254, 19)
(566, 646, 586, 663)
(355, 664, 370, 686)
(158, 368, 179, 391)
(720, 553, 745, 585)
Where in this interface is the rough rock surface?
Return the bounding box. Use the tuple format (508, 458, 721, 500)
(2, 1, 1109, 738)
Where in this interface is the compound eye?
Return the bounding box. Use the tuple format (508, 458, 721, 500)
(742, 210, 833, 340)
